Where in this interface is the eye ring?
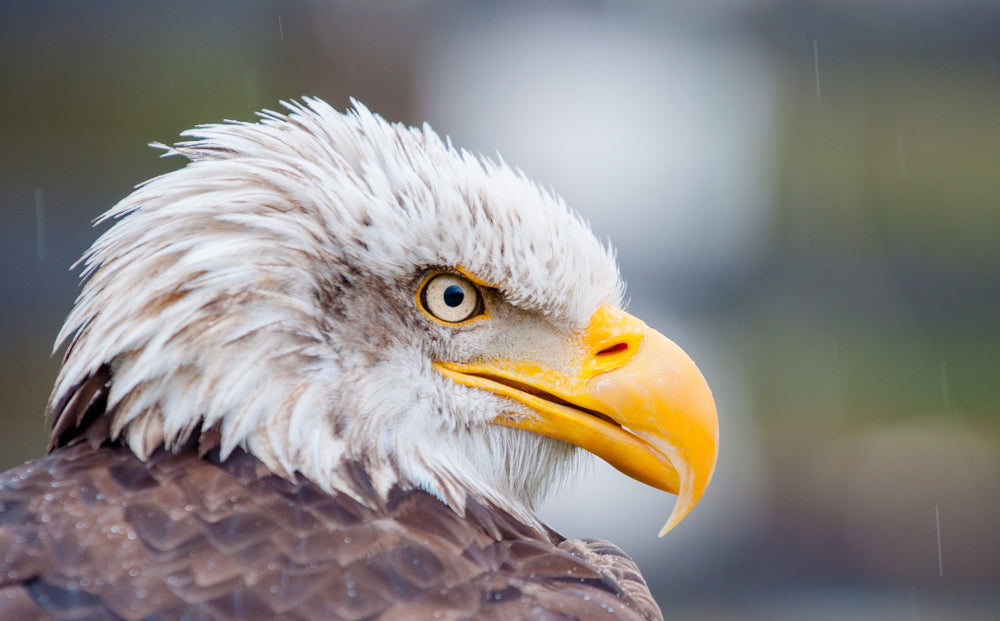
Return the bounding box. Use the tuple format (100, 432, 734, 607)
(418, 273, 485, 324)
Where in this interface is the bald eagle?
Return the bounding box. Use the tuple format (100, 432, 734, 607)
(0, 99, 718, 620)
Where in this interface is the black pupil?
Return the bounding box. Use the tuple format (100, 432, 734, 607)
(443, 284, 465, 308)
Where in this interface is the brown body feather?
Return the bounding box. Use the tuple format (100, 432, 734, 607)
(0, 440, 662, 620)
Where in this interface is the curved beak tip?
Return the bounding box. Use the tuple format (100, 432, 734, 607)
(598, 326, 719, 537)
(658, 469, 710, 537)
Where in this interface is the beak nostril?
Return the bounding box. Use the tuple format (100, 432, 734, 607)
(596, 342, 628, 357)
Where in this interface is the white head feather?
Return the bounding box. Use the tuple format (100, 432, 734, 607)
(50, 98, 624, 524)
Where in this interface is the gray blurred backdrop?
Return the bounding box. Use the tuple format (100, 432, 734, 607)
(2, 2, 999, 619)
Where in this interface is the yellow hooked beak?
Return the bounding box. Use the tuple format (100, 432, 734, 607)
(435, 304, 719, 536)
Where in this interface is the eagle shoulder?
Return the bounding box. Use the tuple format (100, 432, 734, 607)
(1, 442, 660, 620)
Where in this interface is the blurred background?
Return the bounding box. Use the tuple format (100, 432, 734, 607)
(2, 1, 999, 618)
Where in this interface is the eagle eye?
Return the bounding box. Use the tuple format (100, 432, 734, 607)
(419, 273, 484, 324)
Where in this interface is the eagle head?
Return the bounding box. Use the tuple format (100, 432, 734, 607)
(49, 99, 718, 535)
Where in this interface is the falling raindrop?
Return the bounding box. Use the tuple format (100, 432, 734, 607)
(896, 129, 908, 179)
(935, 505, 943, 577)
(940, 362, 950, 411)
(245, 65, 259, 119)
(34, 188, 46, 263)
(813, 40, 821, 101)
(278, 14, 285, 42)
